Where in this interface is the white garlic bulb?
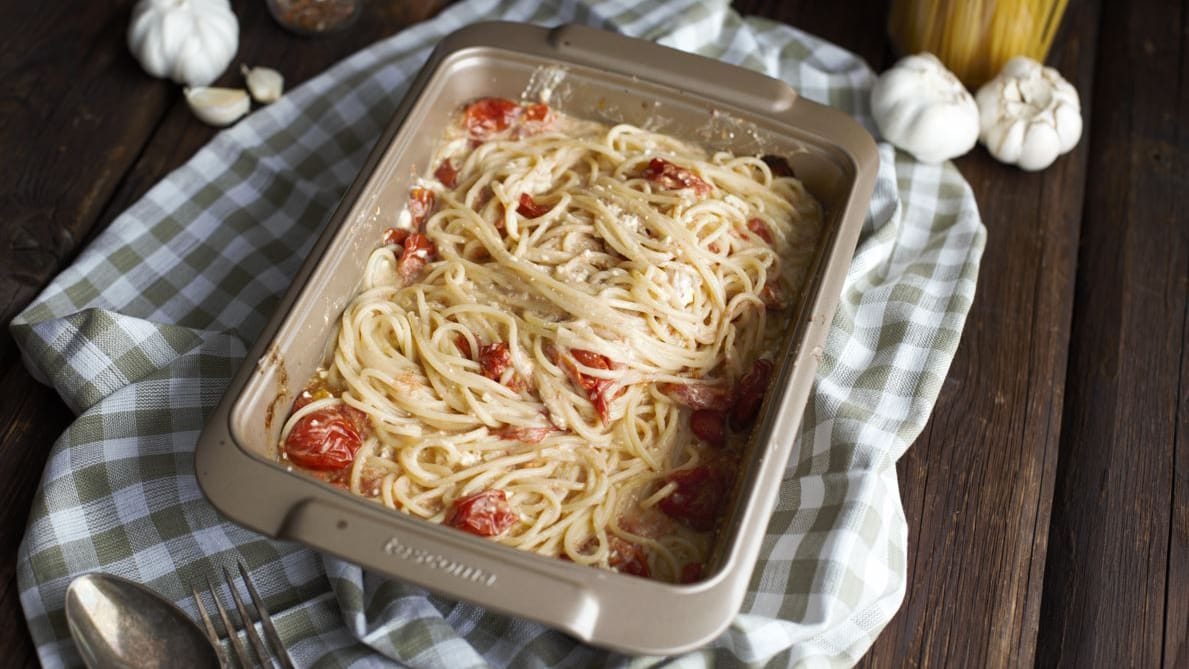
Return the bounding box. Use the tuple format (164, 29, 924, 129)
(976, 56, 1083, 171)
(128, 0, 239, 87)
(870, 53, 980, 164)
(184, 87, 250, 126)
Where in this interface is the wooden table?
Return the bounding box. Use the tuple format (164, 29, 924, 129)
(1, 0, 1184, 666)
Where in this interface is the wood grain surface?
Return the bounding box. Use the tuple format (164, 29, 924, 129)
(0, 0, 1185, 667)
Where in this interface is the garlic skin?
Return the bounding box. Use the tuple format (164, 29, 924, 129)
(128, 0, 239, 87)
(184, 87, 250, 126)
(870, 53, 980, 164)
(241, 65, 284, 104)
(976, 56, 1082, 171)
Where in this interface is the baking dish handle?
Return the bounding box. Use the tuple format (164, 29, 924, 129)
(279, 498, 602, 637)
(545, 23, 799, 115)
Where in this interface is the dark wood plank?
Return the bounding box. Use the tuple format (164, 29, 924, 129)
(735, 0, 891, 67)
(0, 366, 77, 666)
(1173, 305, 1189, 669)
(0, 0, 174, 337)
(1037, 0, 1189, 666)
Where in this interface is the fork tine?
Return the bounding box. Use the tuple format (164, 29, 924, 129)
(207, 574, 251, 669)
(238, 560, 296, 669)
(224, 565, 272, 669)
(191, 585, 226, 668)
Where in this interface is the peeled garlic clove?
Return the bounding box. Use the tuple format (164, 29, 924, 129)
(184, 86, 250, 126)
(241, 65, 283, 104)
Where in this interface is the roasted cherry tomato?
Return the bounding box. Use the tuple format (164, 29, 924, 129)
(397, 233, 436, 283)
(642, 158, 711, 195)
(493, 424, 553, 444)
(454, 333, 473, 359)
(564, 349, 619, 421)
(284, 407, 363, 471)
(658, 465, 731, 532)
(761, 154, 795, 178)
(607, 535, 650, 578)
(522, 102, 551, 124)
(434, 159, 458, 188)
(760, 280, 786, 311)
(661, 382, 731, 411)
(690, 409, 727, 446)
(747, 217, 774, 243)
(479, 341, 512, 381)
(382, 227, 409, 247)
(408, 187, 436, 230)
(292, 381, 334, 412)
(445, 489, 517, 536)
(516, 193, 551, 218)
(730, 359, 774, 428)
(463, 98, 521, 139)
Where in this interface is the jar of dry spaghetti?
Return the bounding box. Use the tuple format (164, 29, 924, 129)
(887, 0, 1070, 87)
(266, 0, 361, 35)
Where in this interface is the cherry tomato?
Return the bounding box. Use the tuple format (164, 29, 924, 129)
(760, 280, 786, 311)
(730, 359, 774, 428)
(516, 193, 551, 218)
(747, 217, 774, 243)
(284, 407, 363, 471)
(445, 489, 517, 536)
(478, 341, 512, 381)
(408, 187, 436, 230)
(397, 233, 436, 284)
(642, 158, 711, 195)
(463, 98, 520, 139)
(690, 409, 727, 446)
(454, 333, 472, 359)
(680, 562, 704, 584)
(522, 103, 551, 123)
(607, 535, 650, 578)
(382, 227, 409, 247)
(434, 159, 458, 188)
(564, 350, 619, 421)
(292, 381, 333, 412)
(661, 382, 731, 411)
(658, 465, 730, 532)
(761, 154, 795, 178)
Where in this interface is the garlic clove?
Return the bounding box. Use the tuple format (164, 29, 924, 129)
(241, 65, 284, 104)
(184, 86, 251, 127)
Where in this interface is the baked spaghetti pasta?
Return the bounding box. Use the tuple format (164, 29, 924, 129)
(278, 98, 823, 583)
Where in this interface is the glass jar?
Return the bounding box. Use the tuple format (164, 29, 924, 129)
(266, 0, 362, 36)
(887, 0, 1070, 88)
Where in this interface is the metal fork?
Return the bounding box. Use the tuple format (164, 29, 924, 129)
(192, 561, 296, 669)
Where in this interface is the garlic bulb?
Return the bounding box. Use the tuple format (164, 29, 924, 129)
(185, 87, 250, 126)
(128, 0, 239, 87)
(870, 53, 980, 164)
(976, 57, 1082, 171)
(241, 65, 284, 104)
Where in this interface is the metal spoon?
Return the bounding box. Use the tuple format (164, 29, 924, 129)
(65, 572, 221, 669)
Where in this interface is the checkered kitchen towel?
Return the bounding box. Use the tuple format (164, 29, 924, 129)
(11, 0, 984, 666)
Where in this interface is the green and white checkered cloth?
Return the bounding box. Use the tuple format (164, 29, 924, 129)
(10, 0, 985, 666)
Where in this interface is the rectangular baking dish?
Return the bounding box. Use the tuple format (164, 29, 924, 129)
(195, 21, 877, 655)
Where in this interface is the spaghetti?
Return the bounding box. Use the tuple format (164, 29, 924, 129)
(278, 98, 823, 582)
(888, 0, 1070, 87)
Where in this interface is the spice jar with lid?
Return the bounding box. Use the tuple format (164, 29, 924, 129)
(266, 0, 362, 35)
